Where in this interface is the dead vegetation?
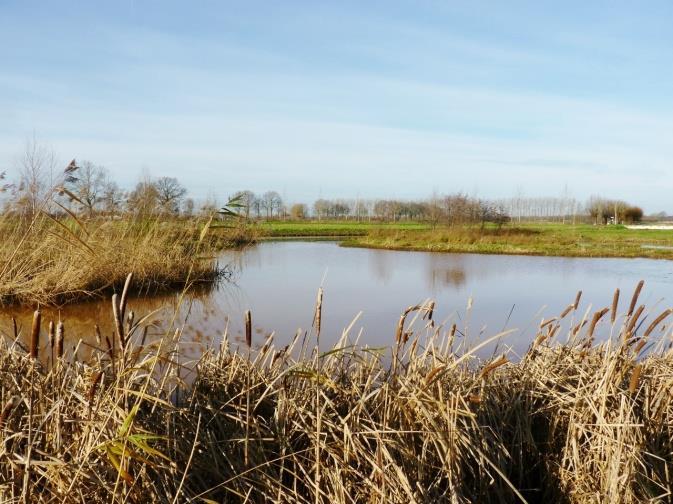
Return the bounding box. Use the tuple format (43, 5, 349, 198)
(0, 211, 252, 306)
(0, 280, 672, 503)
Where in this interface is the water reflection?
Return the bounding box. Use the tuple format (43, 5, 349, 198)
(2, 241, 672, 359)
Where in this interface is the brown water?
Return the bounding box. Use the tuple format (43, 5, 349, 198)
(2, 240, 672, 359)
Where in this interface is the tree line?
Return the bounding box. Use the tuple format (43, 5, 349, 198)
(0, 140, 647, 225)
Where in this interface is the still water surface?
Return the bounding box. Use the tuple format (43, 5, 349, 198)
(2, 241, 672, 358)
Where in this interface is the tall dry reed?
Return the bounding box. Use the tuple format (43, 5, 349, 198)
(0, 283, 671, 503)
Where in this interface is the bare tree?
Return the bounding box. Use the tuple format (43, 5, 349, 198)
(127, 179, 160, 216)
(101, 181, 125, 216)
(261, 191, 283, 218)
(313, 199, 329, 220)
(155, 177, 187, 215)
(69, 160, 107, 216)
(12, 136, 58, 217)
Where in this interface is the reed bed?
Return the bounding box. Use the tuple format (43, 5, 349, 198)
(0, 213, 251, 306)
(0, 282, 672, 503)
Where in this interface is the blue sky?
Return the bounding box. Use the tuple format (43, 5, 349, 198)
(1, 1, 672, 211)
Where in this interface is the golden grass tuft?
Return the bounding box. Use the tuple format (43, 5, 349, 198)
(0, 213, 253, 306)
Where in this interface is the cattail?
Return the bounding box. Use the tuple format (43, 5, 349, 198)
(126, 310, 135, 334)
(29, 310, 41, 359)
(633, 338, 647, 354)
(243, 308, 253, 468)
(587, 308, 609, 339)
(0, 396, 18, 427)
(55, 321, 64, 359)
(572, 320, 587, 336)
(88, 371, 103, 416)
(560, 304, 574, 319)
(244, 310, 252, 348)
(12, 317, 17, 340)
(573, 290, 583, 310)
(549, 323, 560, 339)
(628, 364, 642, 394)
(94, 324, 102, 346)
(313, 288, 323, 338)
(539, 318, 557, 329)
(479, 355, 509, 379)
(395, 314, 405, 345)
(611, 288, 620, 324)
(626, 304, 645, 336)
(112, 293, 125, 350)
(119, 272, 133, 322)
(424, 301, 435, 321)
(48, 321, 55, 350)
(425, 365, 445, 386)
(643, 308, 672, 337)
(628, 280, 645, 317)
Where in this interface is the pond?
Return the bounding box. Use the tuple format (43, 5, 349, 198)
(2, 240, 672, 359)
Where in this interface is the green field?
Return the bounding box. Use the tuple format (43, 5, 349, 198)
(347, 223, 673, 259)
(258, 220, 673, 259)
(257, 220, 431, 237)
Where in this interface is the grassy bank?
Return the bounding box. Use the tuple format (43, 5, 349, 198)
(0, 214, 253, 306)
(1, 287, 672, 502)
(343, 223, 673, 259)
(257, 220, 431, 237)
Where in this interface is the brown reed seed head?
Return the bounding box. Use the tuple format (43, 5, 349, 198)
(245, 310, 252, 348)
(628, 280, 645, 317)
(55, 321, 64, 358)
(573, 290, 582, 310)
(611, 288, 620, 323)
(0, 396, 18, 427)
(30, 309, 41, 359)
(48, 320, 55, 349)
(628, 364, 642, 394)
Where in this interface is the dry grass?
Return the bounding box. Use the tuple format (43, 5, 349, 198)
(0, 284, 672, 503)
(0, 213, 252, 306)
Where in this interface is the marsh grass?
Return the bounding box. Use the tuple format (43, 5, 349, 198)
(0, 282, 672, 502)
(0, 212, 252, 306)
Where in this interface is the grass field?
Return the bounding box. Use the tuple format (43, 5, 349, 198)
(260, 220, 673, 259)
(257, 220, 431, 237)
(345, 223, 673, 259)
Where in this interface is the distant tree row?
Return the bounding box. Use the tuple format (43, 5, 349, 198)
(0, 139, 648, 225)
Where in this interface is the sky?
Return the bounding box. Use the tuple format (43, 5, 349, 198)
(1, 1, 672, 211)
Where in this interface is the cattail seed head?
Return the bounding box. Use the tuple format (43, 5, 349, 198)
(29, 310, 41, 359)
(55, 321, 64, 359)
(0, 396, 19, 428)
(611, 289, 620, 324)
(48, 320, 55, 349)
(628, 280, 645, 317)
(244, 310, 252, 348)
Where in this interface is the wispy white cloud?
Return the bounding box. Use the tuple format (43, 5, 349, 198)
(1, 1, 672, 211)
